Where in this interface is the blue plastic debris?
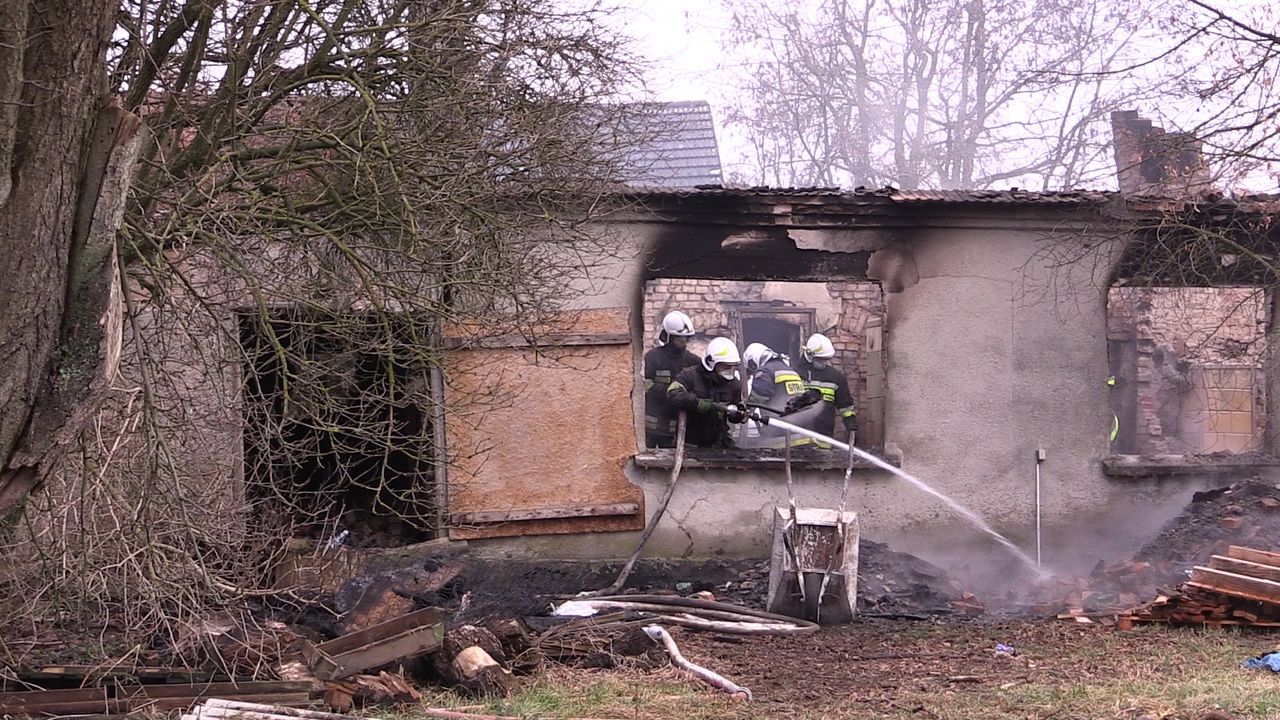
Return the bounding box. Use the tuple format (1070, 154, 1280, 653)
(995, 643, 1015, 654)
(1243, 652, 1280, 672)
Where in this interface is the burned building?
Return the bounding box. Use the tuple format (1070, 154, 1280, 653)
(440, 183, 1280, 581)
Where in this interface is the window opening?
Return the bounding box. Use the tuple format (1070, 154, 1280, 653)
(641, 279, 886, 453)
(239, 310, 441, 546)
(1105, 286, 1268, 455)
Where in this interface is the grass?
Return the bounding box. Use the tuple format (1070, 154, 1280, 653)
(403, 625, 1280, 720)
(415, 667, 744, 719)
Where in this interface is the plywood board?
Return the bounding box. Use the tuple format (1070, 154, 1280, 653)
(445, 307, 643, 539)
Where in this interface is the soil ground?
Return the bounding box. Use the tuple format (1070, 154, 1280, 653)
(419, 620, 1280, 720)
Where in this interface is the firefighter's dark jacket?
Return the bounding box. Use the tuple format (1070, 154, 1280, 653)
(643, 344, 699, 444)
(747, 356, 811, 447)
(797, 360, 857, 433)
(746, 356, 805, 414)
(667, 365, 743, 448)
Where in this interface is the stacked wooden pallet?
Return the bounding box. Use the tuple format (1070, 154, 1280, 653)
(1121, 545, 1280, 628)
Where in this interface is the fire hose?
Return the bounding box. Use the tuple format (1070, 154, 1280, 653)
(556, 594, 819, 635)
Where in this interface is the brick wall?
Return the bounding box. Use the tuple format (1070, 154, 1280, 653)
(1107, 287, 1269, 454)
(644, 279, 886, 431)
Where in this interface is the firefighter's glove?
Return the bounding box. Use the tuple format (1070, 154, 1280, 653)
(842, 414, 858, 433)
(784, 389, 822, 415)
(724, 404, 749, 424)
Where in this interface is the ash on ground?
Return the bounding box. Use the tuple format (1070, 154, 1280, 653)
(715, 540, 967, 616)
(298, 537, 973, 636)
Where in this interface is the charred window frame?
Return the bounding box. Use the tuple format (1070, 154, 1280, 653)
(1102, 210, 1280, 475)
(635, 278, 889, 469)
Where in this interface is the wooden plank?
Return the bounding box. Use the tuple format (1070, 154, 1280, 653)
(126, 681, 314, 700)
(309, 626, 443, 680)
(1187, 569, 1280, 606)
(0, 691, 124, 715)
(304, 607, 446, 680)
(308, 607, 446, 657)
(141, 693, 314, 712)
(0, 687, 106, 704)
(443, 332, 630, 350)
(198, 698, 356, 720)
(1226, 545, 1280, 567)
(450, 502, 639, 525)
(1210, 554, 1280, 583)
(1124, 615, 1280, 628)
(12, 666, 223, 683)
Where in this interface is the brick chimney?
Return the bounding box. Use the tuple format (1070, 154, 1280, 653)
(1111, 111, 1212, 196)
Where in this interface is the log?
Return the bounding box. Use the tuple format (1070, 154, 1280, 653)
(450, 647, 515, 698)
(433, 625, 509, 682)
(487, 619, 541, 675)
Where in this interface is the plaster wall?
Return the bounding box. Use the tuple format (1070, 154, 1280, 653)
(468, 218, 1242, 583)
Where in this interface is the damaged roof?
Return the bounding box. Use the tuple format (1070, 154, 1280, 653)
(626, 184, 1114, 205)
(626, 183, 1280, 209)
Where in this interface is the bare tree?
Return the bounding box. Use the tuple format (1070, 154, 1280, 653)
(1128, 1, 1280, 189)
(0, 0, 641, 651)
(0, 1, 145, 517)
(722, 0, 1160, 189)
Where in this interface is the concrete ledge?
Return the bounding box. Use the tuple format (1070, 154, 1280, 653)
(1103, 454, 1280, 478)
(634, 447, 900, 471)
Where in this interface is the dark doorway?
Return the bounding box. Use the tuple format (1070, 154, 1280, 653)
(239, 311, 440, 547)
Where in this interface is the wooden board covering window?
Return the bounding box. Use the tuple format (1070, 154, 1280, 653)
(443, 307, 643, 539)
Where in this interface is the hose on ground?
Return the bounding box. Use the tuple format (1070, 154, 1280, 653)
(561, 594, 819, 636)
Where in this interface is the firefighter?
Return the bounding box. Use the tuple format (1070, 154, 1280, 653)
(796, 333, 858, 443)
(643, 311, 699, 448)
(742, 342, 811, 448)
(667, 337, 748, 448)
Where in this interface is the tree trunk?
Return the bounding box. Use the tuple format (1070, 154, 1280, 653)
(0, 0, 143, 517)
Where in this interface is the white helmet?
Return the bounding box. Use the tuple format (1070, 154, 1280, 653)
(657, 310, 695, 346)
(701, 337, 741, 372)
(802, 333, 836, 362)
(742, 342, 776, 374)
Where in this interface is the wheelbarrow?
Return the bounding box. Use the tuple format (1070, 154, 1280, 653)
(752, 410, 861, 625)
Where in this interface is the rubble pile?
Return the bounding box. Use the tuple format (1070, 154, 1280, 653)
(0, 527, 1064, 717)
(1134, 480, 1280, 568)
(1031, 480, 1280, 624)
